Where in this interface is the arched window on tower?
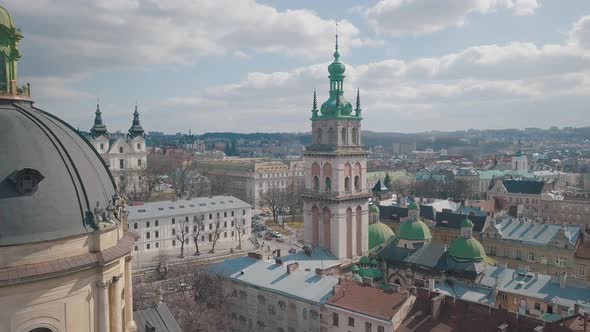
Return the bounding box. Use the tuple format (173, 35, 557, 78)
(316, 128, 323, 144)
(344, 177, 350, 193)
(354, 175, 360, 192)
(328, 128, 336, 145)
(341, 127, 346, 145)
(313, 176, 320, 192)
(352, 127, 358, 145)
(325, 177, 331, 193)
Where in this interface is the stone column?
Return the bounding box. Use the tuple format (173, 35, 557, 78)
(125, 256, 137, 331)
(111, 275, 123, 332)
(97, 280, 111, 332)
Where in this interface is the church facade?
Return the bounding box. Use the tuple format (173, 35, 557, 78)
(302, 35, 371, 261)
(88, 104, 148, 198)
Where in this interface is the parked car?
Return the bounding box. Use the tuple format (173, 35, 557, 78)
(276, 238, 285, 243)
(288, 248, 297, 254)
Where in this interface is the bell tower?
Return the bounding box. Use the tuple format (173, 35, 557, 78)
(302, 34, 370, 261)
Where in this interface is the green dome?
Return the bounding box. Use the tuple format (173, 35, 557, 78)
(0, 6, 15, 30)
(448, 237, 486, 261)
(461, 217, 474, 228)
(369, 222, 395, 249)
(397, 219, 431, 241)
(369, 204, 380, 214)
(408, 201, 419, 210)
(359, 256, 370, 264)
(351, 264, 360, 272)
(328, 59, 346, 76)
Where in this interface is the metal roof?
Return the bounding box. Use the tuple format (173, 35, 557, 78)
(0, 100, 116, 246)
(491, 218, 580, 247)
(134, 303, 182, 332)
(127, 196, 251, 221)
(211, 249, 339, 304)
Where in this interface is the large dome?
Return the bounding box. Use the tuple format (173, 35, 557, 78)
(369, 222, 394, 250)
(0, 100, 117, 245)
(448, 237, 486, 261)
(397, 219, 432, 241)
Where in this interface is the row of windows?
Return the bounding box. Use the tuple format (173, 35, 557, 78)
(331, 313, 384, 332)
(311, 175, 361, 193)
(117, 158, 142, 169)
(134, 231, 243, 251)
(132, 210, 247, 229)
(486, 246, 569, 267)
(257, 171, 302, 179)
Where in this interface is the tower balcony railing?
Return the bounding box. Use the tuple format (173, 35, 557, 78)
(301, 188, 372, 200)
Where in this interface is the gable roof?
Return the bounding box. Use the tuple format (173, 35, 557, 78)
(134, 303, 183, 332)
(501, 179, 545, 194)
(490, 218, 581, 247)
(379, 205, 436, 222)
(435, 211, 487, 232)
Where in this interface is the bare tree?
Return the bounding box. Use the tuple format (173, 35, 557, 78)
(176, 220, 190, 258)
(286, 178, 303, 225)
(209, 217, 222, 253)
(208, 173, 230, 196)
(192, 216, 205, 256)
(234, 217, 245, 250)
(261, 187, 287, 225)
(142, 155, 174, 200)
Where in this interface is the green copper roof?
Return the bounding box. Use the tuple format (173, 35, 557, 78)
(461, 217, 474, 228)
(408, 202, 419, 210)
(397, 219, 432, 241)
(359, 267, 382, 280)
(359, 256, 370, 264)
(369, 204, 380, 214)
(369, 222, 394, 250)
(0, 6, 15, 30)
(351, 264, 360, 272)
(448, 237, 486, 261)
(315, 34, 361, 120)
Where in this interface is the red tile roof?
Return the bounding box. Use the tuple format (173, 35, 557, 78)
(327, 280, 410, 321)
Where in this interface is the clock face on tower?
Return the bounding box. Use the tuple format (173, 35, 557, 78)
(302, 34, 370, 261)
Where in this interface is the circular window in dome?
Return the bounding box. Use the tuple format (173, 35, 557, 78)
(8, 168, 44, 195)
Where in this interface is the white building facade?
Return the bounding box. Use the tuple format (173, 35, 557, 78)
(127, 196, 252, 257)
(88, 104, 148, 197)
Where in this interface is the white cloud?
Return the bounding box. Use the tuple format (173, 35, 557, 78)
(364, 0, 539, 36)
(148, 15, 590, 133)
(6, 0, 369, 77)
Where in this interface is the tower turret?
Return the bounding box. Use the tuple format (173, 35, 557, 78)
(128, 105, 145, 138)
(90, 103, 108, 138)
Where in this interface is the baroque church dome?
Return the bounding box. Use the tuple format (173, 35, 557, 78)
(448, 217, 486, 261)
(369, 222, 394, 250)
(0, 102, 117, 245)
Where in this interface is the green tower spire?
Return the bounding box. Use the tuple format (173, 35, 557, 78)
(319, 32, 354, 118)
(311, 89, 318, 118)
(0, 6, 24, 95)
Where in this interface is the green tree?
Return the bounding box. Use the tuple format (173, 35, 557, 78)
(384, 172, 392, 189)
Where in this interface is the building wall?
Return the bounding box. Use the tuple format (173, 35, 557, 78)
(322, 305, 393, 332)
(130, 204, 252, 257)
(224, 279, 322, 332)
(541, 199, 590, 228)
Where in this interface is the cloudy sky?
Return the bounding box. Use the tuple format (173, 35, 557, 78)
(6, 0, 590, 134)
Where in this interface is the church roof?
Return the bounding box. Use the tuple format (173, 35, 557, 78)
(397, 219, 432, 241)
(369, 203, 380, 214)
(0, 100, 117, 245)
(371, 179, 388, 192)
(369, 222, 395, 250)
(448, 237, 486, 261)
(501, 179, 545, 194)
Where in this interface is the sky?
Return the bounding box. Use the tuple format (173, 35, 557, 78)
(6, 0, 590, 134)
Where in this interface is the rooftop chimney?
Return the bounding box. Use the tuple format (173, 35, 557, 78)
(315, 268, 323, 276)
(287, 262, 299, 274)
(560, 271, 568, 288)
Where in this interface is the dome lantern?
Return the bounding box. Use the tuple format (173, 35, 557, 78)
(0, 6, 28, 97)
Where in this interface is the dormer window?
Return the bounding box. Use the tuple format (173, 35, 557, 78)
(9, 168, 45, 196)
(119, 147, 124, 153)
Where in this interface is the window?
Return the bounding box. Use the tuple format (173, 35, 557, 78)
(119, 159, 124, 169)
(278, 300, 286, 310)
(365, 322, 372, 332)
(172, 240, 176, 246)
(257, 321, 265, 329)
(155, 220, 159, 226)
(155, 231, 159, 238)
(224, 221, 227, 228)
(354, 175, 360, 191)
(528, 251, 534, 262)
(231, 220, 235, 227)
(209, 223, 212, 230)
(224, 232, 227, 238)
(332, 313, 339, 327)
(172, 218, 175, 224)
(313, 176, 320, 191)
(258, 295, 266, 304)
(138, 159, 142, 167)
(325, 177, 331, 193)
(516, 250, 522, 260)
(534, 302, 541, 311)
(134, 245, 138, 251)
(146, 243, 150, 249)
(137, 143, 141, 149)
(488, 246, 496, 256)
(146, 232, 150, 239)
(344, 177, 350, 192)
(185, 216, 189, 222)
(348, 316, 354, 327)
(155, 242, 159, 248)
(133, 223, 138, 229)
(119, 147, 123, 153)
(194, 226, 197, 233)
(209, 213, 213, 220)
(310, 310, 318, 320)
(224, 212, 227, 217)
(243, 210, 246, 215)
(377, 326, 384, 332)
(556, 256, 567, 267)
(185, 226, 189, 233)
(580, 265, 586, 276)
(231, 211, 235, 217)
(99, 143, 104, 151)
(146, 221, 150, 228)
(172, 229, 176, 236)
